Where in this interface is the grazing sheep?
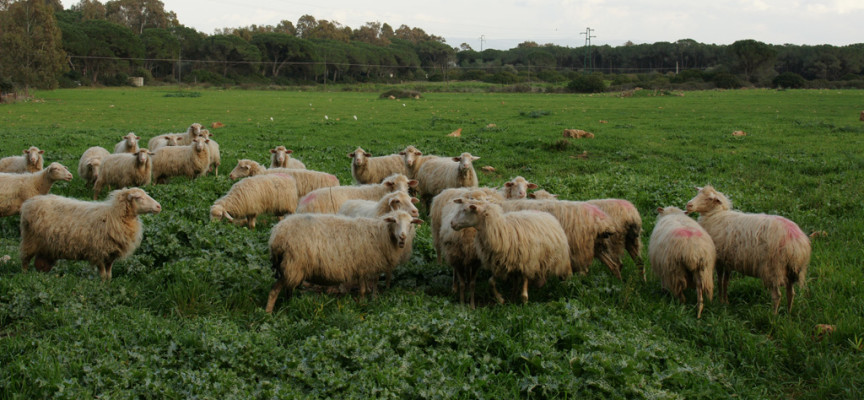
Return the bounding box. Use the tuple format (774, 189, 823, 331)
(296, 173, 417, 214)
(151, 137, 210, 184)
(562, 129, 595, 139)
(266, 210, 423, 312)
(586, 198, 645, 281)
(199, 129, 220, 175)
(19, 188, 161, 280)
(148, 135, 180, 151)
(686, 185, 811, 314)
(0, 146, 44, 173)
(78, 146, 110, 187)
(270, 146, 306, 169)
(430, 188, 504, 308)
(210, 174, 299, 229)
(649, 206, 715, 318)
(528, 189, 558, 200)
(147, 122, 203, 149)
(227, 160, 339, 198)
(93, 149, 154, 199)
(0, 163, 73, 217)
(414, 152, 480, 208)
(502, 199, 619, 278)
(349, 146, 410, 184)
(499, 176, 538, 200)
(113, 132, 140, 153)
(450, 198, 571, 304)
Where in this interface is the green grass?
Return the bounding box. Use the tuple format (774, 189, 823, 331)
(1, 86, 863, 398)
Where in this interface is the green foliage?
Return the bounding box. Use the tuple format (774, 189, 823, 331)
(712, 72, 742, 89)
(773, 72, 807, 88)
(567, 73, 607, 93)
(0, 0, 68, 90)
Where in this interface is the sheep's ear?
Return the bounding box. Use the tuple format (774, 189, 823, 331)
(135, 136, 141, 140)
(410, 197, 419, 204)
(412, 218, 424, 225)
(469, 204, 478, 211)
(389, 198, 401, 205)
(223, 211, 234, 222)
(149, 152, 155, 156)
(364, 152, 372, 157)
(452, 157, 460, 162)
(384, 217, 396, 223)
(453, 198, 464, 204)
(656, 207, 664, 213)
(408, 179, 418, 187)
(528, 193, 536, 199)
(286, 150, 293, 154)
(385, 181, 394, 188)
(527, 183, 538, 189)
(271, 149, 278, 154)
(416, 151, 422, 156)
(694, 186, 703, 191)
(471, 156, 480, 161)
(398, 151, 406, 155)
(505, 182, 514, 187)
(348, 152, 355, 158)
(551, 194, 558, 198)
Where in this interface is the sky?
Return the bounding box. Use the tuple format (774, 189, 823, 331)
(150, 0, 862, 49)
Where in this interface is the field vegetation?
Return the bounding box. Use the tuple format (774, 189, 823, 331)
(1, 87, 863, 398)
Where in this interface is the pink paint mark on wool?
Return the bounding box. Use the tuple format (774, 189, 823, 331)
(776, 216, 805, 246)
(328, 174, 338, 182)
(584, 203, 607, 219)
(301, 193, 317, 205)
(614, 199, 635, 210)
(673, 228, 702, 238)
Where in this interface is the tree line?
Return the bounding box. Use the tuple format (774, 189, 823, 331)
(2, 0, 863, 93)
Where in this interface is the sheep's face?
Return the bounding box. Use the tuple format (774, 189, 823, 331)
(502, 176, 538, 200)
(528, 190, 557, 200)
(127, 188, 161, 214)
(453, 153, 480, 177)
(25, 147, 44, 165)
(400, 146, 422, 168)
(46, 162, 73, 182)
(88, 159, 102, 181)
(385, 191, 420, 217)
(685, 186, 730, 214)
(209, 204, 233, 222)
(166, 136, 180, 146)
(450, 198, 485, 231)
(191, 137, 209, 152)
(382, 173, 417, 193)
(189, 123, 203, 135)
(135, 149, 152, 165)
(349, 147, 370, 167)
(228, 160, 256, 180)
(122, 133, 140, 147)
(271, 146, 290, 166)
(384, 210, 422, 248)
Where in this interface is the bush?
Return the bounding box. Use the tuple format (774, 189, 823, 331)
(567, 73, 606, 93)
(713, 72, 742, 89)
(671, 69, 705, 83)
(773, 72, 806, 89)
(459, 69, 488, 81)
(536, 69, 566, 83)
(486, 71, 520, 84)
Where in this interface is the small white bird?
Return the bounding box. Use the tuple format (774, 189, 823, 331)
(270, 117, 274, 121)
(324, 115, 329, 120)
(353, 115, 358, 120)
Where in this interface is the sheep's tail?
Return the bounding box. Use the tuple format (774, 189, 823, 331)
(270, 248, 284, 281)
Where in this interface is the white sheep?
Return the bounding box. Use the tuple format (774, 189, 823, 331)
(266, 210, 423, 312)
(649, 206, 715, 318)
(450, 198, 571, 304)
(502, 199, 619, 278)
(148, 135, 180, 151)
(349, 146, 411, 184)
(586, 198, 645, 281)
(686, 185, 811, 314)
(113, 132, 140, 153)
(499, 176, 538, 200)
(19, 187, 161, 280)
(151, 137, 210, 184)
(199, 129, 220, 175)
(414, 152, 480, 208)
(147, 122, 203, 149)
(0, 146, 44, 173)
(528, 189, 558, 200)
(78, 146, 110, 187)
(270, 146, 306, 169)
(398, 145, 427, 178)
(0, 162, 73, 217)
(227, 160, 339, 198)
(210, 173, 299, 229)
(296, 173, 417, 214)
(92, 148, 154, 199)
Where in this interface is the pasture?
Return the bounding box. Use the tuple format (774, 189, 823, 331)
(1, 86, 863, 398)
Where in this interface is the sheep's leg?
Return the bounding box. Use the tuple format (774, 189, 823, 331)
(520, 277, 529, 304)
(265, 280, 285, 313)
(719, 269, 730, 303)
(248, 215, 257, 230)
(627, 242, 645, 282)
(770, 286, 781, 315)
(696, 283, 704, 319)
(468, 277, 476, 310)
(455, 269, 466, 305)
(385, 270, 392, 289)
(599, 252, 622, 280)
(97, 262, 109, 281)
(489, 276, 505, 305)
(786, 285, 795, 313)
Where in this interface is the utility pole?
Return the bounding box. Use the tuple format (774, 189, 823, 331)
(480, 34, 486, 52)
(580, 27, 596, 72)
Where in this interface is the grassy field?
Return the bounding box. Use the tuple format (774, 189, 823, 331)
(1, 86, 863, 399)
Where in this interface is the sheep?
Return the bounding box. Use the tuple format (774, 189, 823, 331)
(93, 148, 154, 199)
(648, 206, 715, 318)
(270, 146, 306, 169)
(499, 176, 538, 200)
(430, 187, 504, 308)
(414, 152, 480, 208)
(147, 122, 203, 149)
(0, 146, 44, 173)
(151, 137, 210, 184)
(266, 210, 423, 313)
(562, 129, 595, 139)
(199, 129, 220, 175)
(450, 198, 571, 304)
(148, 134, 180, 151)
(399, 145, 431, 179)
(19, 187, 161, 280)
(78, 146, 110, 187)
(210, 174, 299, 229)
(502, 199, 619, 278)
(0, 162, 73, 217)
(348, 146, 410, 184)
(585, 198, 645, 281)
(686, 185, 811, 314)
(296, 173, 417, 214)
(528, 189, 558, 200)
(113, 132, 140, 153)
(227, 160, 339, 198)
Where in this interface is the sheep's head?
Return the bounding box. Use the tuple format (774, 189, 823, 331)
(400, 145, 422, 168)
(450, 197, 489, 231)
(210, 204, 233, 222)
(135, 149, 153, 166)
(271, 146, 292, 167)
(528, 189, 558, 200)
(382, 173, 417, 193)
(656, 206, 685, 218)
(383, 210, 422, 248)
(88, 158, 102, 181)
(191, 137, 209, 152)
(502, 176, 538, 199)
(453, 152, 480, 177)
(685, 185, 731, 214)
(189, 123, 203, 135)
(45, 162, 73, 182)
(383, 191, 420, 217)
(165, 135, 180, 146)
(122, 132, 140, 147)
(124, 188, 161, 214)
(228, 159, 258, 180)
(24, 146, 44, 165)
(348, 147, 370, 167)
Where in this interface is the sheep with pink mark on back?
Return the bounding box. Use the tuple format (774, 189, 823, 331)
(586, 198, 645, 281)
(269, 146, 306, 169)
(649, 206, 715, 318)
(0, 146, 44, 173)
(686, 185, 811, 314)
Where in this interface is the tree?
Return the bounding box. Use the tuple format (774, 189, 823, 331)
(70, 0, 105, 20)
(140, 27, 178, 77)
(105, 0, 177, 34)
(353, 21, 390, 46)
(201, 34, 261, 78)
(251, 32, 314, 77)
(727, 39, 776, 82)
(60, 18, 144, 84)
(0, 0, 68, 90)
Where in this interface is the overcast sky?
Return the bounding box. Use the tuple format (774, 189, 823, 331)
(153, 0, 861, 49)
